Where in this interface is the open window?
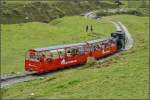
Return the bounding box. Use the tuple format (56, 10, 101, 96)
(84, 45, 90, 54)
(26, 51, 40, 62)
(92, 43, 100, 51)
(50, 50, 59, 59)
(78, 46, 85, 55)
(58, 49, 65, 58)
(66, 47, 79, 57)
(45, 50, 52, 61)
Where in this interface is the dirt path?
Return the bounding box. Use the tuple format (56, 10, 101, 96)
(111, 21, 133, 50)
(84, 11, 97, 19)
(118, 22, 134, 50)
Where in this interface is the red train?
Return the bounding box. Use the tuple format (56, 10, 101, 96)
(25, 31, 125, 73)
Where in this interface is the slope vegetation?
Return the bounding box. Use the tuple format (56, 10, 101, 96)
(1, 16, 115, 74)
(1, 15, 149, 99)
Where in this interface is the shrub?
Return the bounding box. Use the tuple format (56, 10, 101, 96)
(124, 10, 143, 16)
(86, 57, 97, 67)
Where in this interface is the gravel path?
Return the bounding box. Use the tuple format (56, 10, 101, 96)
(118, 22, 134, 50)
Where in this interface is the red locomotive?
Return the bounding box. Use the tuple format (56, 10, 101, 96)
(25, 31, 125, 73)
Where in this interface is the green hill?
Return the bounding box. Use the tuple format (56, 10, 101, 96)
(1, 16, 115, 74)
(1, 15, 149, 99)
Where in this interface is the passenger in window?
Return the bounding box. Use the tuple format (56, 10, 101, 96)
(46, 53, 52, 61)
(59, 51, 64, 58)
(35, 55, 39, 61)
(40, 54, 46, 62)
(94, 45, 97, 51)
(71, 49, 76, 56)
(67, 50, 71, 57)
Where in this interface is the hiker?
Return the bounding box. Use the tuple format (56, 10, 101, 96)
(86, 25, 89, 32)
(90, 25, 93, 32)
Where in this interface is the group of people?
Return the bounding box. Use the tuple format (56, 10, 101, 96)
(86, 25, 93, 33)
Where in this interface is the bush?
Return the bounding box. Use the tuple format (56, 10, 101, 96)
(124, 10, 143, 16)
(86, 57, 97, 67)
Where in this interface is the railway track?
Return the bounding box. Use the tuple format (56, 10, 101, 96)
(0, 14, 133, 88)
(0, 72, 37, 87)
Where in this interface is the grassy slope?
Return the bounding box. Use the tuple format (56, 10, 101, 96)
(2, 15, 149, 99)
(1, 16, 115, 74)
(1, 0, 118, 24)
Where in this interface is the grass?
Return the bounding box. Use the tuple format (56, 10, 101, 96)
(1, 16, 115, 74)
(1, 15, 149, 99)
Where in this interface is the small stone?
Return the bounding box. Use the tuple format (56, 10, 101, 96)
(16, 72, 20, 74)
(31, 93, 34, 96)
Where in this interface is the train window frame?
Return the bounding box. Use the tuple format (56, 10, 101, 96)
(58, 48, 65, 58)
(66, 48, 72, 57)
(44, 50, 52, 62)
(26, 51, 40, 62)
(66, 47, 79, 57)
(92, 43, 100, 51)
(110, 39, 116, 47)
(78, 46, 85, 55)
(50, 50, 59, 59)
(84, 45, 89, 54)
(97, 42, 102, 50)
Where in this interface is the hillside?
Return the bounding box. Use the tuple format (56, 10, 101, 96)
(1, 15, 149, 99)
(1, 0, 118, 24)
(1, 0, 149, 24)
(1, 16, 116, 74)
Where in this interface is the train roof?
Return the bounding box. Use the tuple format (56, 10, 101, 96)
(87, 37, 111, 44)
(33, 42, 86, 51)
(31, 37, 112, 52)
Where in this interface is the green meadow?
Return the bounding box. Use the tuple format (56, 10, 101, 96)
(1, 16, 115, 74)
(1, 15, 149, 99)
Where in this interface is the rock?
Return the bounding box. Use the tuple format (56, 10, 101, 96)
(30, 93, 34, 96)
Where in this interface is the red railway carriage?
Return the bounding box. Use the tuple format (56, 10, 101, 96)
(25, 31, 125, 74)
(25, 37, 118, 73)
(87, 38, 117, 59)
(25, 43, 89, 73)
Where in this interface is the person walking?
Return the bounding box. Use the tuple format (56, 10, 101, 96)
(90, 25, 93, 33)
(86, 25, 89, 32)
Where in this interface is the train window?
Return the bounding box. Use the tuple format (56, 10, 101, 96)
(101, 42, 105, 49)
(96, 44, 100, 50)
(66, 48, 72, 57)
(44, 51, 52, 61)
(110, 39, 116, 47)
(26, 52, 40, 62)
(92, 43, 100, 51)
(97, 43, 101, 50)
(79, 46, 84, 54)
(50, 50, 59, 59)
(84, 45, 90, 53)
(66, 48, 79, 57)
(58, 49, 65, 58)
